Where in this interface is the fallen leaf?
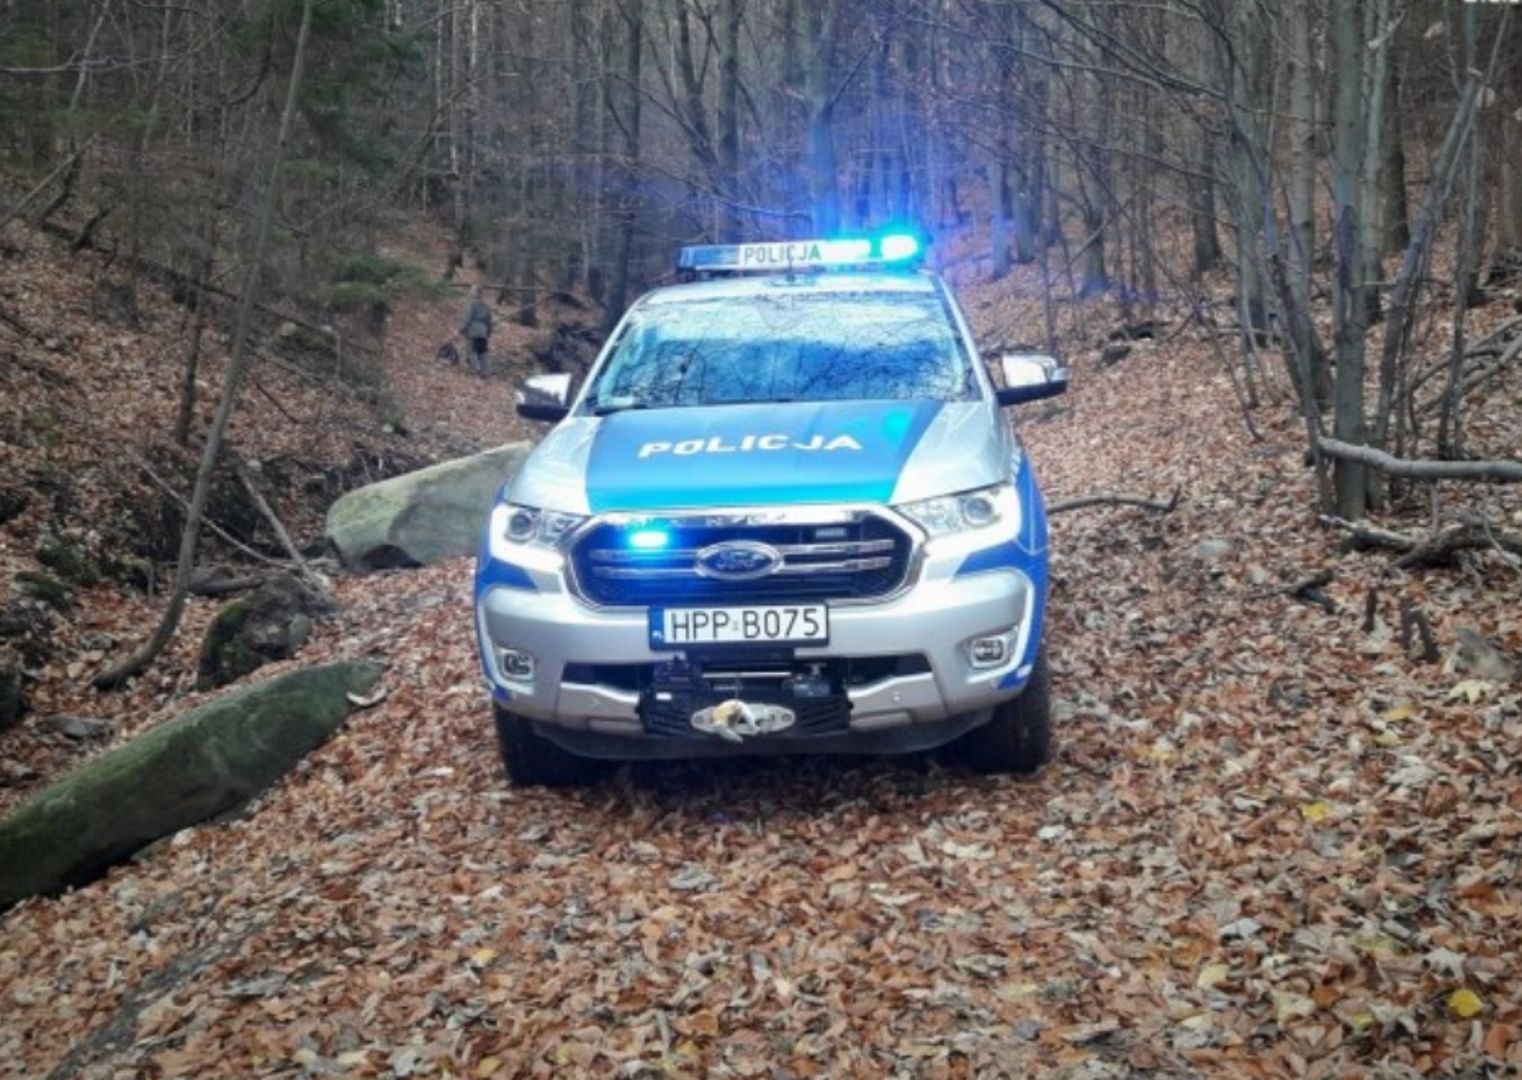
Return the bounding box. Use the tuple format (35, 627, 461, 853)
(1273, 991, 1316, 1025)
(1196, 964, 1230, 991)
(1449, 680, 1496, 704)
(1485, 1022, 1515, 1058)
(1300, 801, 1333, 824)
(1449, 988, 1485, 1019)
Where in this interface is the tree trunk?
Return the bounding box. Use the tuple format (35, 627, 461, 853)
(1330, 0, 1370, 519)
(1381, 59, 1411, 253)
(1288, 0, 1330, 405)
(96, 0, 316, 690)
(600, 0, 643, 338)
(804, 0, 840, 236)
(718, 0, 743, 239)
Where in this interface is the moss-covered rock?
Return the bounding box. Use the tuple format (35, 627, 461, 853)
(15, 571, 73, 611)
(324, 442, 531, 572)
(196, 575, 335, 690)
(35, 531, 100, 587)
(0, 660, 381, 909)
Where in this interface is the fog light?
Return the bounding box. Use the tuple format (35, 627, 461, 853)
(970, 637, 1007, 668)
(498, 648, 535, 681)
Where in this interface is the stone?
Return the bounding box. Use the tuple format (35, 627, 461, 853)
(324, 442, 531, 572)
(1451, 628, 1518, 683)
(0, 663, 22, 733)
(0, 487, 28, 526)
(196, 575, 336, 690)
(43, 715, 112, 740)
(0, 661, 381, 909)
(15, 571, 73, 611)
(1100, 342, 1133, 367)
(1192, 538, 1233, 561)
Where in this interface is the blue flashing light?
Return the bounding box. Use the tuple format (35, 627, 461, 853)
(677, 232, 926, 274)
(628, 528, 671, 551)
(879, 233, 920, 262)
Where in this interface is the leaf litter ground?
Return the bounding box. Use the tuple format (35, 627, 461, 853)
(2, 257, 1521, 1077)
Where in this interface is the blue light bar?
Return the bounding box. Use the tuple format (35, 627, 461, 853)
(879, 233, 920, 261)
(628, 528, 671, 551)
(677, 233, 925, 273)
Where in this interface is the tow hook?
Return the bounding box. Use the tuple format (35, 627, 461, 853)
(690, 699, 797, 742)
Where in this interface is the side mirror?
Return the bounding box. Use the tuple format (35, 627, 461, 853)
(516, 372, 573, 422)
(994, 353, 1069, 407)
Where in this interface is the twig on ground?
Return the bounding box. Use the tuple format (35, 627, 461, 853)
(1399, 596, 1442, 663)
(1322, 515, 1522, 569)
(188, 569, 266, 597)
(230, 454, 328, 592)
(1049, 487, 1181, 515)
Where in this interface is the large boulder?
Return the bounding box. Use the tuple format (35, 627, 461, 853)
(0, 660, 380, 909)
(196, 574, 335, 690)
(324, 442, 531, 571)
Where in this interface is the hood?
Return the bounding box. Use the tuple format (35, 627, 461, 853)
(585, 400, 944, 512)
(505, 399, 1007, 514)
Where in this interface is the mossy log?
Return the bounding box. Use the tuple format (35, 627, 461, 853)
(0, 661, 380, 909)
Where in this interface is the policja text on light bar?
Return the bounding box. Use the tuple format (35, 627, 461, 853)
(677, 234, 921, 273)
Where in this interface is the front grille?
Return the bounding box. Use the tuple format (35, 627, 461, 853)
(570, 512, 914, 606)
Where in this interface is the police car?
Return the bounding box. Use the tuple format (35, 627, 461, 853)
(475, 235, 1068, 784)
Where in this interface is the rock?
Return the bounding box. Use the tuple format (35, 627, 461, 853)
(35, 531, 100, 587)
(324, 442, 531, 572)
(0, 663, 22, 733)
(42, 715, 113, 740)
(0, 599, 59, 667)
(1451, 628, 1518, 683)
(1100, 342, 1133, 367)
(79, 630, 117, 651)
(15, 571, 73, 611)
(0, 661, 381, 909)
(1192, 538, 1233, 561)
(0, 487, 28, 526)
(197, 575, 336, 690)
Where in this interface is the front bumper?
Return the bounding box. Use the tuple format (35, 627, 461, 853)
(475, 524, 1045, 759)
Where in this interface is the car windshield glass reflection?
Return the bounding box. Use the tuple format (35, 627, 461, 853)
(588, 294, 974, 411)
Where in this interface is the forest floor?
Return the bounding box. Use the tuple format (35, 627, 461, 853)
(2, 225, 1522, 1078)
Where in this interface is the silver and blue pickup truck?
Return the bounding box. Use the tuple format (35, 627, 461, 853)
(474, 236, 1067, 785)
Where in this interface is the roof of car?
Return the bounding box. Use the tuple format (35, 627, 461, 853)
(639, 270, 939, 307)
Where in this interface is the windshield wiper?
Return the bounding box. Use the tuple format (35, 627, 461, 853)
(589, 399, 653, 416)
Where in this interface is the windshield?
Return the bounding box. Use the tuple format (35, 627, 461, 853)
(585, 292, 976, 412)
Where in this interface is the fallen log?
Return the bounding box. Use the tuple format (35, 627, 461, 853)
(1317, 439, 1522, 484)
(188, 568, 266, 597)
(1322, 515, 1522, 569)
(0, 661, 380, 910)
(1049, 487, 1181, 515)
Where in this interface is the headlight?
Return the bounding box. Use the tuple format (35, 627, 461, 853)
(489, 503, 585, 555)
(898, 483, 1018, 538)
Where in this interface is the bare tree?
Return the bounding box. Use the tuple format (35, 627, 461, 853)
(96, 0, 317, 689)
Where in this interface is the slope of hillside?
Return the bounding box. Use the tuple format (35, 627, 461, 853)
(2, 231, 1519, 1075)
(0, 226, 564, 805)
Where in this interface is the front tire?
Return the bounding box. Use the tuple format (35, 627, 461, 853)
(957, 650, 1052, 775)
(493, 705, 603, 787)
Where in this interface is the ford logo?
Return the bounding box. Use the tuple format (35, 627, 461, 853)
(694, 541, 783, 581)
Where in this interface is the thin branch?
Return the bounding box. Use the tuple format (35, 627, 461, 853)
(1318, 439, 1522, 484)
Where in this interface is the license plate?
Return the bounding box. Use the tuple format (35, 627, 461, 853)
(650, 604, 829, 648)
